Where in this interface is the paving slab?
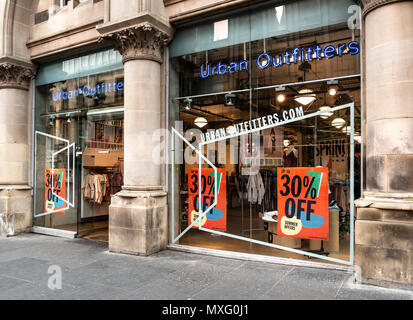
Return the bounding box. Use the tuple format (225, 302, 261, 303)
(0, 234, 411, 300)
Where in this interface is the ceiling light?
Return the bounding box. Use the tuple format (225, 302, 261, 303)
(332, 117, 346, 129)
(294, 89, 316, 106)
(319, 106, 333, 119)
(87, 107, 124, 116)
(342, 126, 352, 135)
(327, 80, 339, 96)
(194, 117, 208, 128)
(277, 94, 286, 103)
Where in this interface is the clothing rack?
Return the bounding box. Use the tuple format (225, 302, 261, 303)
(239, 168, 280, 235)
(83, 166, 117, 205)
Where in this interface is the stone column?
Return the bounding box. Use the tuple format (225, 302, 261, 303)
(99, 23, 172, 256)
(0, 58, 36, 237)
(356, 0, 413, 286)
(103, 0, 110, 23)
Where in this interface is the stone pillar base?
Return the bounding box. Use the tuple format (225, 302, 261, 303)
(355, 203, 413, 287)
(0, 186, 32, 237)
(109, 188, 168, 256)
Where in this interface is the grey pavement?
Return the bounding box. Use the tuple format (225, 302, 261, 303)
(0, 233, 412, 300)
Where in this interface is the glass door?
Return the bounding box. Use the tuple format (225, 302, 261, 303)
(33, 68, 125, 241)
(76, 108, 124, 241)
(33, 117, 78, 234)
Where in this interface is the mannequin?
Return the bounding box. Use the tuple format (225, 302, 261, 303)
(283, 145, 298, 167)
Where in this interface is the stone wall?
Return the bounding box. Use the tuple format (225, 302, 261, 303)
(356, 0, 413, 287)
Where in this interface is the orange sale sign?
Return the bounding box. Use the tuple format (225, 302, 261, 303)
(277, 167, 329, 241)
(188, 168, 227, 232)
(44, 169, 66, 215)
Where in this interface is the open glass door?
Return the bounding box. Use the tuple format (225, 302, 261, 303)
(33, 68, 125, 241)
(33, 128, 77, 235)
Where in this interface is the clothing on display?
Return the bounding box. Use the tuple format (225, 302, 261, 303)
(82, 174, 109, 204)
(247, 173, 265, 205)
(112, 159, 124, 191)
(235, 175, 249, 201)
(332, 182, 348, 212)
(283, 146, 298, 167)
(261, 169, 278, 212)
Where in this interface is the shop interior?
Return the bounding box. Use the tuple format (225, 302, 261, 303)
(171, 24, 361, 264)
(176, 79, 361, 264)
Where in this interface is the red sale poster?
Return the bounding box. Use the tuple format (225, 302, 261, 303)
(188, 168, 227, 232)
(277, 167, 329, 241)
(44, 169, 66, 215)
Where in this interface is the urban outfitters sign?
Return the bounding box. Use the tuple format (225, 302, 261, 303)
(51, 81, 124, 101)
(200, 41, 360, 78)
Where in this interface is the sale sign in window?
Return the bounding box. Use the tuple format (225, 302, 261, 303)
(45, 169, 66, 215)
(277, 167, 329, 241)
(188, 168, 227, 232)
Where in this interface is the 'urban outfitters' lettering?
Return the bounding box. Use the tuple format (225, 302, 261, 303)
(200, 41, 360, 79)
(51, 81, 124, 101)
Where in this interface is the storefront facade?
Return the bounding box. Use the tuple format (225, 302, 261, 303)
(168, 0, 361, 268)
(33, 49, 125, 240)
(0, 0, 412, 287)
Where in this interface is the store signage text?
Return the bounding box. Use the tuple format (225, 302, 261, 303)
(188, 168, 227, 232)
(200, 106, 304, 144)
(44, 169, 66, 215)
(277, 167, 329, 241)
(200, 41, 360, 79)
(51, 80, 124, 101)
(316, 139, 346, 158)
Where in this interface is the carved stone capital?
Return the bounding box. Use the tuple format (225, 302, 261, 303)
(361, 0, 407, 17)
(100, 23, 171, 64)
(0, 60, 36, 90)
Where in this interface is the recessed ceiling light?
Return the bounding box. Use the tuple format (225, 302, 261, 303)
(277, 94, 286, 103)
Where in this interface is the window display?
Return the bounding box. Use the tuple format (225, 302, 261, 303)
(169, 0, 361, 265)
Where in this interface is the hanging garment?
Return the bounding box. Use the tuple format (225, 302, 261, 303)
(283, 147, 298, 167)
(247, 173, 265, 205)
(261, 170, 277, 212)
(93, 174, 108, 204)
(82, 174, 109, 204)
(113, 160, 124, 187)
(82, 175, 94, 200)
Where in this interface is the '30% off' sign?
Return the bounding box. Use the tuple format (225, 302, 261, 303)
(277, 167, 329, 241)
